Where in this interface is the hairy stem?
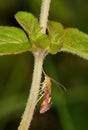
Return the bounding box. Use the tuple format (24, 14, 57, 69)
(18, 51, 45, 130)
(18, 0, 51, 130)
(39, 0, 51, 34)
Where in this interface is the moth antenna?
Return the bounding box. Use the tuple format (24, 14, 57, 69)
(42, 68, 67, 92)
(51, 77, 67, 92)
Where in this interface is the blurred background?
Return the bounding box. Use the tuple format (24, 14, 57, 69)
(0, 0, 88, 130)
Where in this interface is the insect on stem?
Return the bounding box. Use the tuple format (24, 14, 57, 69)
(40, 75, 52, 113)
(39, 69, 67, 114)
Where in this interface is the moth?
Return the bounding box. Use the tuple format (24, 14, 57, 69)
(39, 73, 66, 114)
(40, 75, 52, 113)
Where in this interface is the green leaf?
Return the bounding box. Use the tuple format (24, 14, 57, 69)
(61, 28, 88, 60)
(15, 11, 40, 36)
(15, 11, 50, 49)
(32, 33, 50, 49)
(0, 26, 31, 55)
(48, 20, 64, 54)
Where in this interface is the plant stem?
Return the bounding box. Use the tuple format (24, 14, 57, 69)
(18, 51, 45, 130)
(18, 0, 51, 129)
(39, 0, 51, 34)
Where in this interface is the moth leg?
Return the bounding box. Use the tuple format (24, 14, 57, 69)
(36, 92, 44, 105)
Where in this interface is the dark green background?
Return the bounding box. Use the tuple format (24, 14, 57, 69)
(0, 0, 88, 130)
